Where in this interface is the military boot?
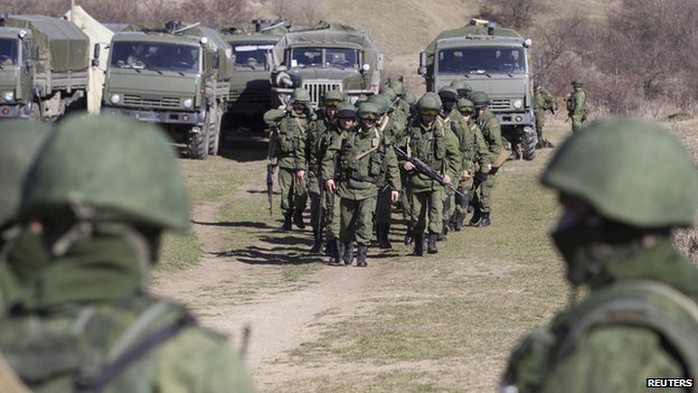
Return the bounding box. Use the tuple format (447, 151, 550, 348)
(476, 212, 491, 228)
(453, 212, 464, 232)
(342, 241, 354, 265)
(282, 212, 292, 230)
(427, 233, 439, 254)
(377, 225, 392, 249)
(293, 208, 305, 229)
(403, 225, 414, 245)
(327, 239, 341, 265)
(310, 230, 322, 253)
(437, 223, 448, 241)
(356, 244, 368, 267)
(469, 205, 483, 226)
(412, 233, 424, 256)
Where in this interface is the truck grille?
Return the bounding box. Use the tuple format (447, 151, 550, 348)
(489, 99, 511, 111)
(303, 81, 342, 106)
(123, 95, 181, 109)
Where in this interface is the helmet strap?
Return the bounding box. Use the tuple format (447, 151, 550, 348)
(49, 195, 95, 258)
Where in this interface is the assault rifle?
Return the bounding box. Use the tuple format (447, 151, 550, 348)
(393, 145, 466, 199)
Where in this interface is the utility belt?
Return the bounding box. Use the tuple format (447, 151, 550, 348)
(342, 170, 379, 184)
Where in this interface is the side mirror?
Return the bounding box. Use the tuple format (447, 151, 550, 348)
(419, 52, 427, 68)
(93, 43, 101, 60)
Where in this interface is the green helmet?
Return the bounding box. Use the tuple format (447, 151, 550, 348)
(571, 79, 584, 87)
(438, 86, 458, 102)
(357, 102, 380, 120)
(323, 89, 343, 104)
(336, 102, 357, 119)
(457, 98, 474, 112)
(21, 114, 191, 231)
(450, 79, 472, 97)
(291, 87, 311, 104)
(0, 120, 51, 226)
(380, 86, 397, 102)
(404, 92, 417, 106)
(417, 92, 442, 111)
(470, 91, 490, 108)
(367, 94, 391, 115)
(541, 118, 698, 228)
(387, 80, 405, 96)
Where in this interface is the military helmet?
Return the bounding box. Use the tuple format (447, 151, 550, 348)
(336, 102, 357, 119)
(291, 87, 311, 104)
(417, 92, 442, 111)
(541, 118, 698, 228)
(21, 114, 191, 231)
(323, 89, 344, 105)
(450, 79, 472, 96)
(0, 120, 51, 227)
(438, 86, 458, 102)
(387, 80, 405, 96)
(571, 79, 584, 87)
(367, 94, 391, 115)
(404, 92, 417, 105)
(380, 86, 397, 102)
(457, 98, 474, 112)
(358, 102, 380, 120)
(470, 91, 490, 108)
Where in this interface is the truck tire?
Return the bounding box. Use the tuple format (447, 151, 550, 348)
(208, 105, 223, 156)
(188, 127, 209, 160)
(521, 128, 536, 161)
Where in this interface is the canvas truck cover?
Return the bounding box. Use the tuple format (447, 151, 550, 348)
(424, 20, 522, 59)
(4, 15, 89, 74)
(271, 21, 380, 69)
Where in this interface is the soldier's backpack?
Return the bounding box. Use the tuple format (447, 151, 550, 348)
(566, 95, 576, 113)
(1, 298, 195, 392)
(501, 280, 698, 393)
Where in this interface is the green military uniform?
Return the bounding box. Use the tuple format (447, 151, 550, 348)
(399, 93, 459, 255)
(268, 88, 314, 230)
(470, 91, 503, 227)
(437, 87, 465, 241)
(567, 79, 586, 133)
(0, 114, 257, 392)
(533, 84, 557, 148)
(323, 103, 400, 267)
(500, 119, 698, 393)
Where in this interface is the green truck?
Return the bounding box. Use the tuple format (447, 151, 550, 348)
(420, 19, 537, 160)
(220, 19, 288, 132)
(99, 20, 233, 159)
(268, 21, 383, 108)
(0, 14, 90, 120)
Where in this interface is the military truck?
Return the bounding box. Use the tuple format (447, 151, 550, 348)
(220, 18, 289, 132)
(420, 19, 537, 160)
(268, 21, 383, 108)
(0, 14, 90, 120)
(99, 20, 233, 159)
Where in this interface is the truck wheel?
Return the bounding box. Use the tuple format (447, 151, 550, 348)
(188, 127, 209, 160)
(208, 106, 223, 156)
(521, 128, 536, 161)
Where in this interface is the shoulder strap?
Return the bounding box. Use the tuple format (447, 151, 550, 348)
(558, 280, 698, 381)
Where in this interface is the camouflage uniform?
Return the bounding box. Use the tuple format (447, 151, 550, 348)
(0, 114, 256, 393)
(398, 93, 459, 255)
(500, 119, 698, 393)
(567, 79, 586, 133)
(533, 84, 557, 148)
(323, 103, 400, 267)
(437, 87, 465, 241)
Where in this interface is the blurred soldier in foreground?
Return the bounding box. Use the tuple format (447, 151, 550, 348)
(566, 79, 586, 133)
(500, 118, 698, 393)
(324, 103, 400, 267)
(267, 87, 314, 230)
(0, 114, 257, 392)
(533, 83, 557, 148)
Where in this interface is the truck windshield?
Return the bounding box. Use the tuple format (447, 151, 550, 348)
(289, 47, 359, 69)
(438, 46, 526, 74)
(0, 38, 18, 66)
(231, 41, 274, 70)
(110, 41, 201, 73)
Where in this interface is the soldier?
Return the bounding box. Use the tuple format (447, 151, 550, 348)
(437, 86, 465, 241)
(0, 120, 51, 309)
(533, 83, 557, 148)
(321, 102, 357, 263)
(452, 98, 489, 231)
(387, 79, 412, 122)
(323, 102, 400, 267)
(450, 79, 473, 100)
(469, 91, 503, 228)
(566, 79, 586, 133)
(0, 114, 257, 392)
(307, 89, 343, 253)
(267, 87, 314, 230)
(398, 92, 459, 256)
(500, 118, 698, 393)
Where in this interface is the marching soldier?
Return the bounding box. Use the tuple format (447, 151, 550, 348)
(534, 83, 557, 148)
(437, 86, 465, 241)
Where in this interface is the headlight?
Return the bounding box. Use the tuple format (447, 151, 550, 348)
(513, 99, 523, 109)
(3, 91, 14, 102)
(183, 98, 194, 109)
(110, 94, 121, 104)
